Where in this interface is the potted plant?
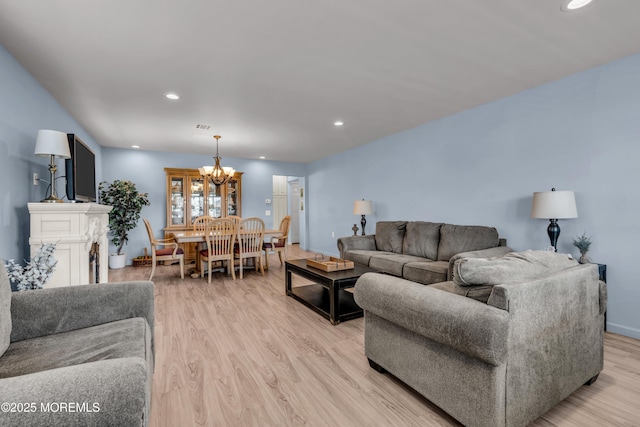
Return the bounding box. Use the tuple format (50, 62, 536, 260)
(572, 232, 593, 264)
(99, 180, 150, 269)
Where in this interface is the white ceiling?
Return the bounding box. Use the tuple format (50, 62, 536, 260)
(1, 0, 639, 163)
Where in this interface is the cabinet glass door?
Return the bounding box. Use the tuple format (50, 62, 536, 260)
(226, 179, 239, 216)
(190, 177, 205, 224)
(170, 177, 185, 226)
(208, 183, 222, 218)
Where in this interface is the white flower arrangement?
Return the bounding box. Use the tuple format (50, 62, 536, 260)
(4, 243, 57, 291)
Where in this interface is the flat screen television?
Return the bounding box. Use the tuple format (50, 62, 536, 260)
(65, 134, 97, 202)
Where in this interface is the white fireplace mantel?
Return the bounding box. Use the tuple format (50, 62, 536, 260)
(28, 203, 112, 287)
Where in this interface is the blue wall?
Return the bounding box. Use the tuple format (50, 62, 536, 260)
(0, 45, 103, 262)
(3, 39, 640, 340)
(100, 148, 306, 263)
(307, 53, 640, 339)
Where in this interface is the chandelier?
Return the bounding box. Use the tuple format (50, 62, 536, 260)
(198, 135, 236, 186)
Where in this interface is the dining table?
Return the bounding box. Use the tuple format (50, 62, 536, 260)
(170, 228, 283, 278)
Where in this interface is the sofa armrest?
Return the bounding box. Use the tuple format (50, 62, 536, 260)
(447, 246, 513, 281)
(10, 281, 154, 344)
(0, 358, 148, 426)
(337, 235, 376, 258)
(354, 272, 509, 366)
(488, 264, 603, 320)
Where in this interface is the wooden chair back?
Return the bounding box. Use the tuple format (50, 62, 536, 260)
(143, 218, 184, 280)
(263, 215, 291, 268)
(193, 215, 216, 232)
(226, 215, 242, 225)
(204, 218, 237, 257)
(235, 217, 265, 278)
(238, 217, 265, 255)
(144, 217, 157, 248)
(199, 217, 237, 282)
(278, 215, 291, 241)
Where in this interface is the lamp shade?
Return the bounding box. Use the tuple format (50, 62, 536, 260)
(34, 130, 70, 158)
(530, 190, 577, 219)
(353, 200, 373, 215)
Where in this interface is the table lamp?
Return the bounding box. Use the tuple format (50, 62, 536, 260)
(530, 188, 577, 251)
(353, 199, 373, 236)
(35, 130, 71, 203)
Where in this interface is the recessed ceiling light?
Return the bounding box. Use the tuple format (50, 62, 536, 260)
(132, 145, 140, 149)
(561, 0, 594, 11)
(165, 92, 180, 100)
(334, 121, 344, 126)
(259, 156, 266, 160)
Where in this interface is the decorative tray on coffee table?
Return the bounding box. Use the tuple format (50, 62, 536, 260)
(306, 256, 354, 272)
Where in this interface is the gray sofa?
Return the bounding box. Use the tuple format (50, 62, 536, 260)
(354, 250, 606, 427)
(338, 221, 511, 284)
(0, 261, 154, 427)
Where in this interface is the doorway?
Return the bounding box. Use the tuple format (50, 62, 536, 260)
(272, 175, 306, 249)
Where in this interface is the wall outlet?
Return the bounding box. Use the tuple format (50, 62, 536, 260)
(265, 210, 271, 216)
(33, 172, 39, 186)
(265, 198, 271, 204)
(331, 231, 335, 238)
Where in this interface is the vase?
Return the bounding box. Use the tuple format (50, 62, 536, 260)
(109, 253, 126, 269)
(579, 251, 591, 264)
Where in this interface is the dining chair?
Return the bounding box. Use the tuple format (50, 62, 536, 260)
(234, 217, 265, 279)
(226, 215, 242, 224)
(193, 215, 217, 274)
(263, 215, 291, 269)
(193, 215, 216, 230)
(199, 218, 237, 283)
(143, 218, 184, 281)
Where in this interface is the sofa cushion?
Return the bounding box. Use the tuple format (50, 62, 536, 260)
(0, 262, 11, 357)
(403, 261, 448, 285)
(452, 250, 579, 303)
(437, 224, 499, 261)
(0, 317, 150, 379)
(375, 221, 407, 254)
(402, 221, 443, 259)
(369, 253, 427, 277)
(344, 250, 394, 266)
(427, 280, 456, 293)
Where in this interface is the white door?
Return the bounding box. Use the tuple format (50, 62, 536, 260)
(288, 180, 300, 244)
(272, 175, 287, 229)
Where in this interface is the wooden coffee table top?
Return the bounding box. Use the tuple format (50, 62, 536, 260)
(285, 258, 377, 283)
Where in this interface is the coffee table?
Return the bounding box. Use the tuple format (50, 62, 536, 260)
(285, 259, 377, 325)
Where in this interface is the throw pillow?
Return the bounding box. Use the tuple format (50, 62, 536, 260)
(375, 221, 407, 254)
(437, 224, 499, 261)
(402, 222, 443, 260)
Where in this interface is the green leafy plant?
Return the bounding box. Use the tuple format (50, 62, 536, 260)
(99, 180, 150, 255)
(572, 233, 592, 253)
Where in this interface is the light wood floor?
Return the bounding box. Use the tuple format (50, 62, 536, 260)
(109, 246, 640, 426)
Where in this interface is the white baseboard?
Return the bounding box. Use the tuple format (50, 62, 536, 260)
(606, 323, 640, 340)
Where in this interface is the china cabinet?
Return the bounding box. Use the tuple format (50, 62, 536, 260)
(164, 168, 242, 262)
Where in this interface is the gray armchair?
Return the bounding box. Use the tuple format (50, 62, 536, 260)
(0, 261, 154, 426)
(354, 252, 606, 427)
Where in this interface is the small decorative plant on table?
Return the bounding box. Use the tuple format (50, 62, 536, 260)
(99, 180, 150, 269)
(572, 233, 593, 264)
(5, 243, 57, 290)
